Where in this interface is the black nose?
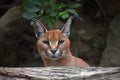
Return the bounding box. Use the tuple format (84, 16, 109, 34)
(51, 48, 57, 54)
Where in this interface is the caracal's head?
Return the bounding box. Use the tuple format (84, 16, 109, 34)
(33, 17, 73, 60)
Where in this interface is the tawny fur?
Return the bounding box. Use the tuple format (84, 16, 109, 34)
(36, 30, 89, 67)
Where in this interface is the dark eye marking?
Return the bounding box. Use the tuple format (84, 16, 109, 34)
(58, 40, 64, 45)
(42, 40, 50, 45)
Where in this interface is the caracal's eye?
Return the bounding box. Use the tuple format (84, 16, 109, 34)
(58, 40, 64, 45)
(42, 40, 50, 45)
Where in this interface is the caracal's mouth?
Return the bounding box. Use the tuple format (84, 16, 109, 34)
(43, 51, 65, 60)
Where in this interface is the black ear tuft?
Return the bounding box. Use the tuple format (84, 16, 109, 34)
(32, 18, 47, 39)
(60, 15, 84, 37)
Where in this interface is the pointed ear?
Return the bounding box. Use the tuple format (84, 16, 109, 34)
(60, 16, 74, 37)
(32, 18, 47, 39)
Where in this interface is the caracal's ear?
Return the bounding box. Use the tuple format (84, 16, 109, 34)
(32, 18, 47, 39)
(60, 16, 74, 37)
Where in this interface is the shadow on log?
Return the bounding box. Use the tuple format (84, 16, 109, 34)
(0, 67, 119, 80)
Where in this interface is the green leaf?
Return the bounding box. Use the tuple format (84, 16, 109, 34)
(29, 0, 43, 6)
(48, 20, 54, 29)
(59, 11, 65, 16)
(50, 10, 58, 17)
(48, 18, 56, 29)
(68, 3, 81, 8)
(22, 12, 37, 19)
(61, 13, 69, 19)
(58, 3, 65, 9)
(42, 16, 54, 29)
(59, 11, 70, 19)
(24, 3, 40, 12)
(50, 12, 57, 17)
(67, 9, 78, 15)
(59, 11, 67, 16)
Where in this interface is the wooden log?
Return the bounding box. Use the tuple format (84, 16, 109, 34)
(0, 67, 119, 80)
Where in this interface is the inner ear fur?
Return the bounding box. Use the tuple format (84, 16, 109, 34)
(33, 18, 47, 39)
(60, 16, 74, 37)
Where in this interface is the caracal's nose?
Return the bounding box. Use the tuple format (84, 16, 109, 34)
(50, 48, 57, 54)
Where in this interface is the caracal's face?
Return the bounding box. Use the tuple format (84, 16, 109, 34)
(37, 30, 70, 60)
(33, 16, 73, 60)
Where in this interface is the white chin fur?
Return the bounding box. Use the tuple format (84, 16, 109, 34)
(42, 50, 66, 60)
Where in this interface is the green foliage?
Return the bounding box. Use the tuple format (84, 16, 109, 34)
(20, 0, 81, 29)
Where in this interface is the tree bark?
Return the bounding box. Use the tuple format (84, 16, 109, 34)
(0, 67, 119, 80)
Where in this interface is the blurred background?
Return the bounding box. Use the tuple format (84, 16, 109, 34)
(0, 0, 120, 67)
